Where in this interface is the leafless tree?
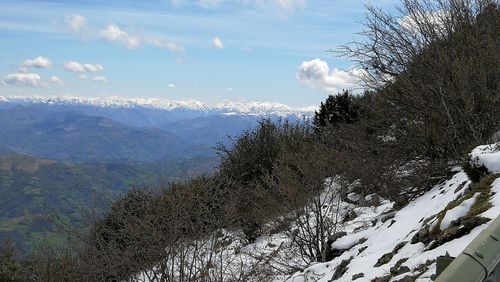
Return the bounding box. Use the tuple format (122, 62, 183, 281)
(339, 0, 499, 160)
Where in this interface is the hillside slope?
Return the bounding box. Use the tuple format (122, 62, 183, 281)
(137, 143, 500, 281)
(289, 144, 500, 281)
(0, 155, 157, 252)
(0, 106, 189, 162)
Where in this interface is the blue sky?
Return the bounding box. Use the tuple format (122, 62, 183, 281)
(0, 0, 399, 107)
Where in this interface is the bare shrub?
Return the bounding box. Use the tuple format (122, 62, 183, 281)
(216, 119, 315, 242)
(263, 135, 347, 264)
(339, 0, 499, 160)
(328, 0, 499, 201)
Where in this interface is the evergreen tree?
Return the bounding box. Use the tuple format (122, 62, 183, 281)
(314, 90, 360, 130)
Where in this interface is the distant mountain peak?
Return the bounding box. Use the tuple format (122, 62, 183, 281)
(0, 95, 317, 116)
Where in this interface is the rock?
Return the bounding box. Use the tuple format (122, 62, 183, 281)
(411, 226, 430, 244)
(425, 259, 435, 266)
(345, 193, 362, 205)
(393, 241, 407, 253)
(393, 275, 415, 282)
(390, 264, 399, 275)
(330, 258, 352, 280)
(381, 211, 396, 223)
(391, 265, 411, 275)
(365, 193, 381, 206)
(342, 210, 358, 223)
(374, 252, 394, 267)
(327, 232, 347, 244)
(371, 276, 391, 282)
(352, 273, 364, 280)
(324, 231, 348, 260)
(390, 258, 410, 274)
(358, 237, 368, 244)
(324, 234, 365, 261)
(327, 248, 346, 260)
(418, 227, 430, 243)
(358, 246, 368, 254)
(411, 234, 418, 244)
(397, 266, 411, 275)
(388, 219, 396, 227)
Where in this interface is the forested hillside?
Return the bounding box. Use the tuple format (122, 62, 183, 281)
(0, 154, 218, 253)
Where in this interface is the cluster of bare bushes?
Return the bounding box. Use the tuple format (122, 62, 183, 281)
(329, 0, 500, 203)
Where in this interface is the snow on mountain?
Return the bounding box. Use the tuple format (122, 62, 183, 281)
(285, 144, 500, 282)
(214, 101, 315, 116)
(137, 143, 500, 282)
(0, 95, 316, 117)
(0, 95, 209, 111)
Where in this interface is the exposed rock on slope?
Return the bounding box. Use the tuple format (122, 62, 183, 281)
(288, 144, 500, 282)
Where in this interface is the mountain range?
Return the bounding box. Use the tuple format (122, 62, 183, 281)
(0, 95, 315, 252)
(0, 96, 316, 162)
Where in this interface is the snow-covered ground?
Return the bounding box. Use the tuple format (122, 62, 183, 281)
(138, 143, 500, 281)
(471, 143, 500, 173)
(287, 143, 500, 282)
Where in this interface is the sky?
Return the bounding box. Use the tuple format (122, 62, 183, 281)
(0, 0, 399, 107)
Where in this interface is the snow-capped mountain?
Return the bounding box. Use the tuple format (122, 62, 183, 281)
(0, 95, 316, 117)
(0, 95, 317, 162)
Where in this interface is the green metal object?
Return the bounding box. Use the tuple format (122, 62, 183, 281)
(435, 215, 500, 282)
(436, 252, 455, 276)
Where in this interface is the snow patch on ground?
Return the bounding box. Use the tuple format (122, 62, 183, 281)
(470, 143, 500, 173)
(138, 143, 499, 281)
(285, 143, 500, 282)
(287, 171, 482, 282)
(440, 193, 478, 230)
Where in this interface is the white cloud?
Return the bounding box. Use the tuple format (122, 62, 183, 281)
(64, 61, 104, 73)
(297, 58, 362, 93)
(1, 73, 65, 88)
(21, 57, 53, 69)
(2, 72, 45, 88)
(83, 63, 104, 72)
(146, 37, 183, 51)
(399, 11, 447, 33)
(65, 14, 86, 33)
(199, 0, 224, 8)
(78, 74, 88, 80)
(100, 24, 140, 49)
(169, 0, 184, 6)
(92, 76, 108, 82)
(261, 0, 305, 10)
(195, 0, 305, 11)
(213, 37, 224, 49)
(168, 83, 176, 88)
(100, 24, 183, 52)
(238, 0, 305, 12)
(226, 87, 233, 91)
(49, 76, 64, 85)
